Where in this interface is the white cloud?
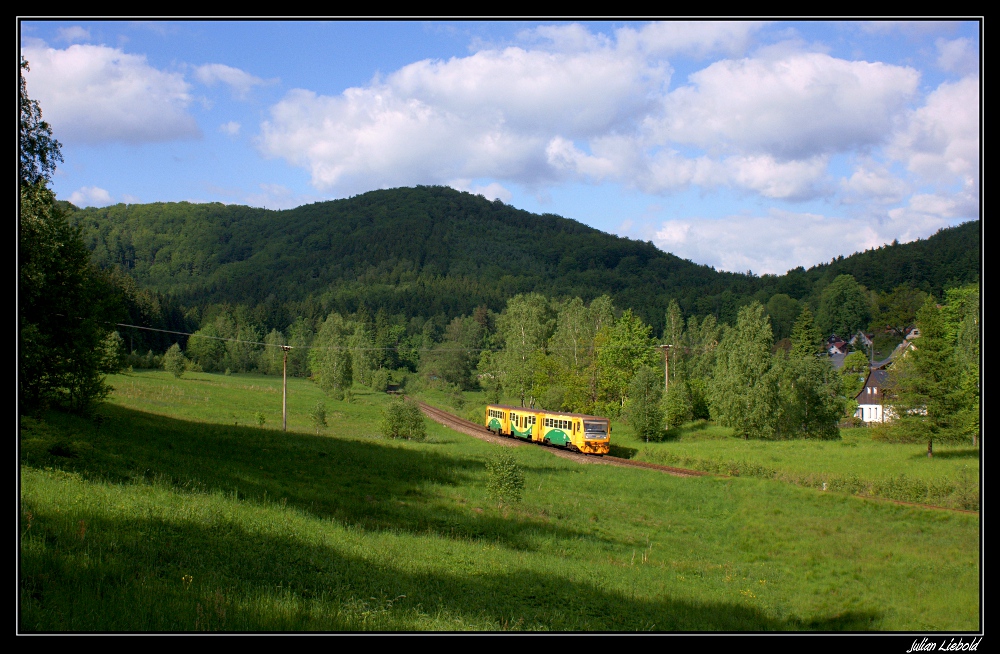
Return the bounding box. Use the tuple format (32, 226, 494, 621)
(891, 75, 979, 180)
(653, 208, 958, 275)
(255, 21, 974, 220)
(659, 52, 920, 159)
(723, 154, 830, 200)
(259, 43, 665, 193)
(55, 26, 90, 43)
(545, 136, 620, 181)
(385, 46, 663, 136)
(194, 63, 272, 99)
(519, 23, 612, 53)
(20, 43, 199, 144)
(839, 161, 909, 205)
(889, 191, 978, 223)
(220, 121, 241, 136)
(67, 186, 113, 207)
(936, 37, 978, 75)
(546, 137, 829, 200)
(615, 21, 766, 58)
(448, 180, 513, 203)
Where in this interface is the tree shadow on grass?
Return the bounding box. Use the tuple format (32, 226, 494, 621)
(20, 506, 884, 632)
(909, 448, 980, 460)
(608, 444, 638, 458)
(20, 406, 611, 552)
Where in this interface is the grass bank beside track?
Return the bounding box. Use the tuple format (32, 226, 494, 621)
(19, 371, 981, 631)
(415, 389, 980, 512)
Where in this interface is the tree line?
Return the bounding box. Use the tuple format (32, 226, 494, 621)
(67, 186, 980, 338)
(19, 53, 980, 446)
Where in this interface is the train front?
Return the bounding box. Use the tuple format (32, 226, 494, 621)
(577, 417, 611, 455)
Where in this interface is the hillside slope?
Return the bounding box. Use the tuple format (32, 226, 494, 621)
(68, 186, 980, 328)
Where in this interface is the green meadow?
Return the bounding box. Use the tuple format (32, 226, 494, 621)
(424, 391, 980, 511)
(20, 371, 980, 631)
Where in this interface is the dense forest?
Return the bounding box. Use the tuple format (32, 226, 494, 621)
(59, 187, 979, 445)
(66, 186, 980, 338)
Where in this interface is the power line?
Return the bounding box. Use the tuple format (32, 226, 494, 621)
(109, 321, 680, 353)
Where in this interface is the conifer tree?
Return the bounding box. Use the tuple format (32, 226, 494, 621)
(790, 306, 824, 358)
(886, 296, 965, 455)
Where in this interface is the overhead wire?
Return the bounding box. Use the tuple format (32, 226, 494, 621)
(108, 321, 684, 353)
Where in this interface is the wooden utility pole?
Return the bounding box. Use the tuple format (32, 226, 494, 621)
(281, 345, 292, 431)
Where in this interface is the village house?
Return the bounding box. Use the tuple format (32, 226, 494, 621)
(854, 368, 889, 423)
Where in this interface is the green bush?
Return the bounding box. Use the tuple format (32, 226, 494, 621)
(162, 343, 187, 379)
(379, 397, 426, 441)
(871, 418, 927, 443)
(371, 368, 390, 393)
(310, 401, 328, 434)
(485, 451, 525, 509)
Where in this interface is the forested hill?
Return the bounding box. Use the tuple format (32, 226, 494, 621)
(67, 185, 979, 332)
(67, 186, 748, 327)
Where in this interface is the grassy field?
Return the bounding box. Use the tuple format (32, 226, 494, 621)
(19, 371, 980, 631)
(430, 390, 980, 511)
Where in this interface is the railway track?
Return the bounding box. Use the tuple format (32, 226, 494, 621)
(414, 400, 980, 513)
(415, 399, 709, 478)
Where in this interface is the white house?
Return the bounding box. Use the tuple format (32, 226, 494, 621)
(854, 368, 890, 423)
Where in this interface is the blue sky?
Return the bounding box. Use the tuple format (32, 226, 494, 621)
(20, 20, 980, 275)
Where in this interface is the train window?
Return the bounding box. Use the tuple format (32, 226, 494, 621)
(584, 421, 608, 438)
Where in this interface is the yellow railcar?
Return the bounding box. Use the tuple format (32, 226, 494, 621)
(484, 404, 611, 455)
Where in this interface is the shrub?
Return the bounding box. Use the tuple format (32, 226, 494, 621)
(871, 417, 927, 443)
(371, 368, 390, 393)
(163, 343, 187, 379)
(449, 385, 465, 410)
(485, 451, 525, 509)
(310, 401, 328, 434)
(379, 397, 426, 441)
